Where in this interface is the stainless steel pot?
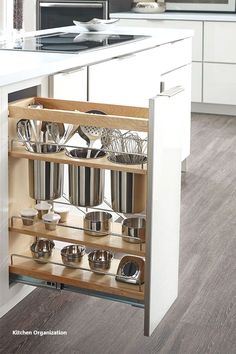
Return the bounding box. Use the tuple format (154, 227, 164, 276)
(84, 211, 112, 236)
(111, 171, 146, 213)
(29, 160, 64, 201)
(122, 217, 146, 243)
(28, 143, 64, 201)
(67, 148, 105, 207)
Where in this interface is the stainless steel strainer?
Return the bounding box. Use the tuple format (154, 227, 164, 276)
(101, 129, 147, 165)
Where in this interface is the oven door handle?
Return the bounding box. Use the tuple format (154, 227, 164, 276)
(40, 2, 103, 8)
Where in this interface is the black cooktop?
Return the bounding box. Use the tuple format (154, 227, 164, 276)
(0, 32, 148, 54)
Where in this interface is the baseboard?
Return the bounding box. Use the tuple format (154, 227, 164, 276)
(192, 102, 236, 116)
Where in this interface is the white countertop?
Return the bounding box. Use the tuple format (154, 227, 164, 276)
(0, 25, 192, 88)
(111, 11, 236, 22)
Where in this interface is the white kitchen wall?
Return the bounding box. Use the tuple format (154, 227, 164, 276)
(23, 0, 36, 32)
(0, 0, 13, 35)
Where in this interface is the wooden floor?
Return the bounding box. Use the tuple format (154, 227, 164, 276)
(1, 113, 236, 354)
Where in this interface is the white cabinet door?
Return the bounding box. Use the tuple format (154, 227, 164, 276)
(145, 86, 183, 336)
(204, 22, 236, 63)
(203, 62, 236, 105)
(50, 67, 87, 101)
(88, 47, 161, 107)
(192, 62, 202, 103)
(161, 64, 191, 160)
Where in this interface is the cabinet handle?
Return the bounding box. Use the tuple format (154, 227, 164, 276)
(116, 53, 136, 61)
(40, 3, 103, 8)
(59, 67, 86, 75)
(158, 85, 184, 97)
(160, 81, 165, 93)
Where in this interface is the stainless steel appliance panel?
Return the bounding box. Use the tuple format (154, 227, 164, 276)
(37, 0, 109, 30)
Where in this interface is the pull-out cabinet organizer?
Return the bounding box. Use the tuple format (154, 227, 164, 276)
(8, 89, 184, 336)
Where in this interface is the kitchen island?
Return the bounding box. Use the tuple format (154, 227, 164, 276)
(0, 25, 192, 336)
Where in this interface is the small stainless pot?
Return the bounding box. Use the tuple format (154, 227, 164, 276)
(84, 211, 112, 236)
(88, 250, 113, 273)
(61, 245, 86, 267)
(122, 217, 146, 243)
(30, 239, 55, 262)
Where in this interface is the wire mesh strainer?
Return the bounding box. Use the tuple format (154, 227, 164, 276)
(101, 129, 147, 165)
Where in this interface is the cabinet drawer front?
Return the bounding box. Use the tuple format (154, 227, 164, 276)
(161, 65, 191, 160)
(50, 67, 87, 101)
(146, 20, 202, 62)
(203, 63, 236, 105)
(118, 19, 201, 62)
(204, 22, 236, 63)
(89, 47, 161, 107)
(159, 38, 192, 74)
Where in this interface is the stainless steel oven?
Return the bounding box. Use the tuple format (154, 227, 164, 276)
(36, 0, 109, 30)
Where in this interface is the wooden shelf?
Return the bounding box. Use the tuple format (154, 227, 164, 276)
(9, 144, 147, 175)
(10, 250, 144, 302)
(10, 215, 146, 257)
(8, 97, 149, 132)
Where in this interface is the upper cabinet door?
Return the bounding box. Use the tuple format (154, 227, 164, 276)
(204, 22, 236, 63)
(88, 47, 161, 108)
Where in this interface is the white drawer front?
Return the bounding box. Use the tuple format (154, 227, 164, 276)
(161, 64, 191, 160)
(203, 63, 236, 105)
(146, 19, 202, 62)
(118, 19, 202, 62)
(160, 38, 192, 74)
(51, 67, 87, 101)
(204, 22, 236, 63)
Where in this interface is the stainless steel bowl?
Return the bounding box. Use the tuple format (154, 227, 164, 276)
(61, 245, 86, 267)
(84, 211, 112, 236)
(88, 250, 113, 273)
(122, 217, 146, 243)
(30, 239, 55, 262)
(30, 143, 63, 154)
